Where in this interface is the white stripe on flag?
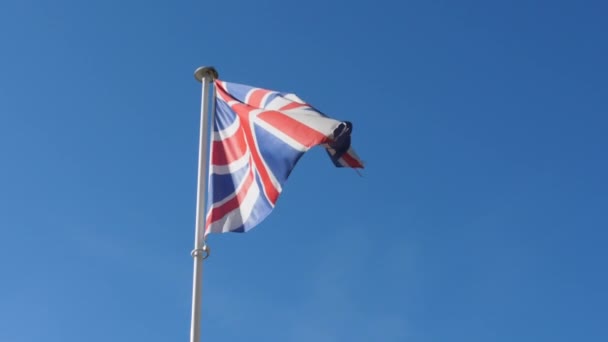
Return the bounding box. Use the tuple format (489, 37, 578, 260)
(213, 118, 240, 141)
(278, 109, 342, 138)
(211, 153, 250, 175)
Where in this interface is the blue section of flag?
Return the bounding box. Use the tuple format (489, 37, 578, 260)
(209, 165, 249, 203)
(253, 124, 304, 185)
(213, 100, 237, 131)
(224, 82, 256, 103)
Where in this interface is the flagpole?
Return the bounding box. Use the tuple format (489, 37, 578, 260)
(190, 66, 218, 342)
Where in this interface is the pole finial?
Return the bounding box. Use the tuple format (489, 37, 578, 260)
(194, 66, 219, 82)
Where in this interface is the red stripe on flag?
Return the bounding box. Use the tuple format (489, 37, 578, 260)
(231, 103, 281, 204)
(216, 82, 232, 102)
(258, 111, 330, 148)
(247, 89, 270, 108)
(211, 127, 248, 165)
(279, 102, 308, 111)
(206, 166, 256, 225)
(341, 151, 364, 168)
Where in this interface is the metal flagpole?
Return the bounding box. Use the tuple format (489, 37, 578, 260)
(190, 66, 218, 342)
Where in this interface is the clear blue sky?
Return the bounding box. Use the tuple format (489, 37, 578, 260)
(1, 0, 607, 341)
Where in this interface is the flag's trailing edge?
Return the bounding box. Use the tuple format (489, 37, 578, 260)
(205, 80, 363, 235)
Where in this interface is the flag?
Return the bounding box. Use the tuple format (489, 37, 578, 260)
(205, 80, 363, 235)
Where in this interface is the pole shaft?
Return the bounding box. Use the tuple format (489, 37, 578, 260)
(190, 250, 204, 342)
(190, 69, 214, 342)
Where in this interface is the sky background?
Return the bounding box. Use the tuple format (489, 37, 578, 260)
(1, 0, 607, 341)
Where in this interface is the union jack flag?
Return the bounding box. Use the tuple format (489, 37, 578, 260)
(205, 80, 363, 235)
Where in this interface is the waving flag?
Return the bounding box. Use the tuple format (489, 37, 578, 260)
(205, 80, 363, 235)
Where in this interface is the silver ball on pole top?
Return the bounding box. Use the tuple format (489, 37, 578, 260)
(194, 66, 219, 82)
